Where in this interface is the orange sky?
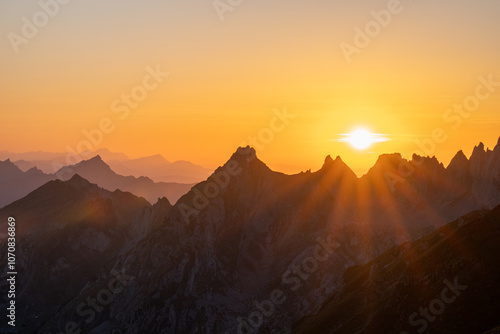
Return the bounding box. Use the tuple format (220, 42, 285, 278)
(1, 0, 499, 176)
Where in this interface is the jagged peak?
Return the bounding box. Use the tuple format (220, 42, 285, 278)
(375, 153, 403, 166)
(203, 146, 273, 183)
(471, 142, 486, 160)
(411, 154, 441, 166)
(324, 155, 334, 166)
(0, 158, 16, 166)
(321, 154, 347, 169)
(496, 137, 500, 151)
(0, 159, 21, 171)
(447, 150, 469, 170)
(318, 154, 357, 181)
(88, 155, 104, 162)
(322, 155, 344, 169)
(233, 146, 257, 159)
(228, 147, 263, 167)
(475, 142, 485, 152)
(154, 197, 172, 208)
(74, 155, 112, 170)
(454, 150, 467, 160)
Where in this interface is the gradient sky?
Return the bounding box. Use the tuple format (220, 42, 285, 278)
(1, 0, 500, 175)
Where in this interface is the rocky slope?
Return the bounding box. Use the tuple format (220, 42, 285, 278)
(34, 140, 500, 334)
(0, 175, 170, 333)
(292, 205, 500, 334)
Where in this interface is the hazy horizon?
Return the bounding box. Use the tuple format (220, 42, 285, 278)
(2, 0, 500, 176)
(2, 134, 499, 178)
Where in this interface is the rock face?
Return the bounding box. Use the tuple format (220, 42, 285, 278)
(1, 140, 500, 334)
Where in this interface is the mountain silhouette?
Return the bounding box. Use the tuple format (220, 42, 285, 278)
(0, 159, 55, 208)
(55, 155, 195, 205)
(0, 175, 169, 333)
(3, 148, 212, 183)
(1, 139, 500, 333)
(29, 139, 500, 333)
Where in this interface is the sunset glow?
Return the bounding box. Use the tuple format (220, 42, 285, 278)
(338, 129, 389, 150)
(1, 1, 500, 175)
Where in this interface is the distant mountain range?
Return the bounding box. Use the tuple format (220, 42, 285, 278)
(106, 154, 213, 184)
(56, 155, 195, 205)
(1, 139, 500, 333)
(0, 148, 213, 184)
(0, 156, 194, 208)
(0, 159, 53, 210)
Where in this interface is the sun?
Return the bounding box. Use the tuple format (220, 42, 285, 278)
(338, 129, 389, 150)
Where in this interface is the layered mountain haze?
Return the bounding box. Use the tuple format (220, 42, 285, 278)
(0, 155, 195, 208)
(55, 155, 195, 205)
(0, 159, 55, 209)
(1, 140, 499, 333)
(1, 148, 213, 184)
(107, 154, 213, 184)
(0, 148, 128, 174)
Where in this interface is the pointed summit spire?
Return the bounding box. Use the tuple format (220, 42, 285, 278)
(89, 155, 103, 162)
(319, 154, 357, 180)
(223, 146, 271, 175)
(78, 155, 111, 169)
(471, 142, 486, 158)
(447, 150, 470, 174)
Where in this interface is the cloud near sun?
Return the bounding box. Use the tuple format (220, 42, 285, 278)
(335, 129, 390, 150)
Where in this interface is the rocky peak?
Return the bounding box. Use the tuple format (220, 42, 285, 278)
(224, 146, 271, 175)
(0, 158, 18, 171)
(153, 196, 172, 210)
(321, 155, 344, 168)
(83, 155, 108, 167)
(448, 150, 469, 171)
(320, 155, 357, 180)
(472, 142, 486, 157)
(65, 174, 94, 189)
